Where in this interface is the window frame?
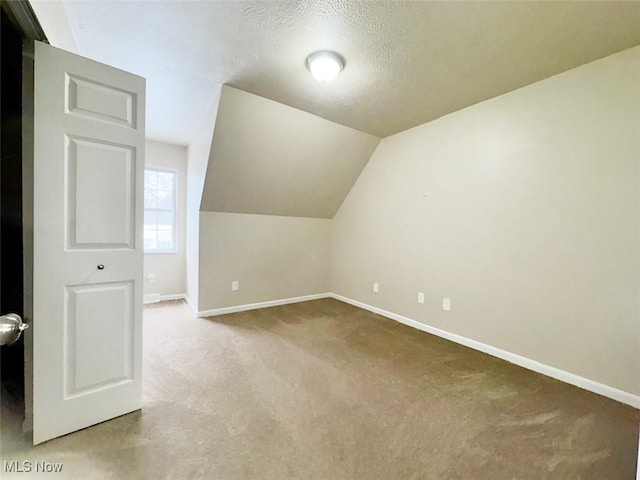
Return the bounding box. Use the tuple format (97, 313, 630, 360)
(143, 165, 178, 254)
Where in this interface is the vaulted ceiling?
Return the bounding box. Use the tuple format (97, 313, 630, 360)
(30, 0, 640, 219)
(30, 1, 640, 145)
(200, 86, 379, 217)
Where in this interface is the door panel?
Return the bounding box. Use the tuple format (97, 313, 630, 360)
(65, 282, 134, 397)
(67, 136, 135, 248)
(66, 73, 137, 128)
(33, 41, 144, 444)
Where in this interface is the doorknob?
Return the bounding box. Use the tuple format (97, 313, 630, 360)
(0, 314, 29, 346)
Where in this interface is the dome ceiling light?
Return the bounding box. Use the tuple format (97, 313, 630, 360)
(305, 50, 345, 82)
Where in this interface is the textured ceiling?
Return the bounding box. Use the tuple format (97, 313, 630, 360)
(200, 86, 380, 218)
(36, 1, 640, 144)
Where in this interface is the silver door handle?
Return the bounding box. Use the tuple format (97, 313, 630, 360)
(0, 314, 29, 346)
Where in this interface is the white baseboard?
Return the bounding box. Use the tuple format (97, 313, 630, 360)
(184, 295, 197, 314)
(143, 294, 161, 304)
(197, 293, 331, 317)
(330, 293, 640, 409)
(160, 293, 187, 302)
(143, 293, 187, 304)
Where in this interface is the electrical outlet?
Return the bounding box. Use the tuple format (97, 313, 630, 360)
(442, 297, 451, 311)
(373, 282, 379, 293)
(146, 273, 156, 284)
(232, 281, 239, 291)
(417, 292, 424, 304)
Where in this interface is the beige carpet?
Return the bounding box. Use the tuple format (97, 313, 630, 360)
(1, 298, 639, 479)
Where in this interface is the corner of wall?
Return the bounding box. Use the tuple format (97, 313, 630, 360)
(186, 85, 222, 312)
(328, 48, 640, 400)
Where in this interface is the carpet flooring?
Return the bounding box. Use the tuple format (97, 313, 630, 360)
(1, 298, 639, 479)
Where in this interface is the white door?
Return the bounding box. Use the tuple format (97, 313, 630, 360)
(32, 41, 145, 444)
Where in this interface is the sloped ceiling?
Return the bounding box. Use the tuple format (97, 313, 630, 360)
(32, 1, 640, 144)
(200, 86, 380, 218)
(31, 1, 640, 218)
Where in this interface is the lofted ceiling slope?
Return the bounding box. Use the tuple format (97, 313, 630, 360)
(200, 86, 380, 218)
(31, 1, 640, 144)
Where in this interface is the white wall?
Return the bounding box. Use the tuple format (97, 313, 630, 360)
(144, 140, 187, 297)
(194, 86, 375, 313)
(198, 212, 331, 312)
(200, 86, 380, 218)
(331, 47, 640, 397)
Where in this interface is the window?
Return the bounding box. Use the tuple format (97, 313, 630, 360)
(144, 167, 176, 252)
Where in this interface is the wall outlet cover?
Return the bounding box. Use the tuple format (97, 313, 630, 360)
(442, 297, 451, 311)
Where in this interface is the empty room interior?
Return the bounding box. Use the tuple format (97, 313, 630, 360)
(1, 0, 640, 478)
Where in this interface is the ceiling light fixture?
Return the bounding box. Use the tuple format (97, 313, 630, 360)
(305, 50, 345, 82)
